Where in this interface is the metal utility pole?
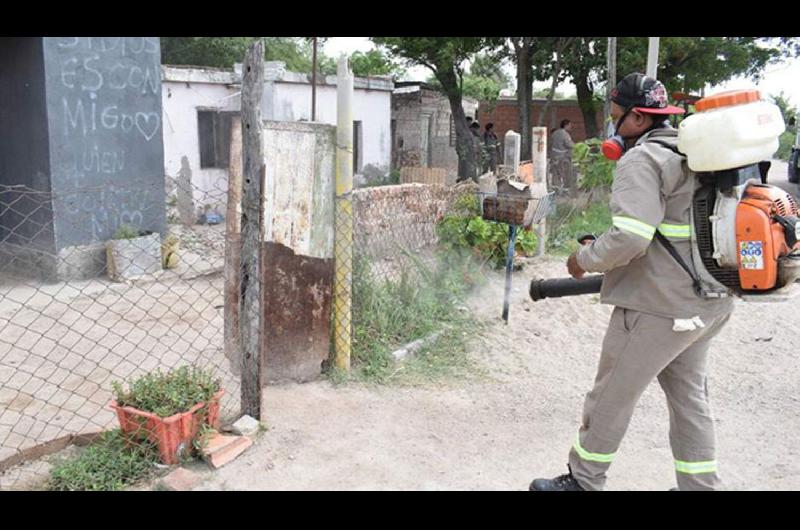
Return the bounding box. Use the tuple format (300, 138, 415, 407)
(311, 37, 317, 121)
(604, 37, 617, 139)
(646, 37, 660, 78)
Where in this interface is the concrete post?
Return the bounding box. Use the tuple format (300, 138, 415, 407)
(532, 126, 548, 257)
(646, 37, 660, 78)
(333, 55, 354, 371)
(504, 130, 521, 171)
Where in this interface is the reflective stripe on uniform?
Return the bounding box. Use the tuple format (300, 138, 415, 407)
(674, 459, 717, 474)
(658, 223, 691, 239)
(573, 434, 616, 463)
(612, 216, 656, 240)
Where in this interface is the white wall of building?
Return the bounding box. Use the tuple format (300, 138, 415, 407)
(161, 67, 240, 213)
(270, 82, 391, 175)
(161, 64, 393, 218)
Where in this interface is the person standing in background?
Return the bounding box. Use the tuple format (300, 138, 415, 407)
(482, 122, 500, 173)
(550, 119, 576, 196)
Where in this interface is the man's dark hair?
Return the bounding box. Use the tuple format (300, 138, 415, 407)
(485, 122, 494, 130)
(642, 114, 670, 130)
(560, 119, 571, 128)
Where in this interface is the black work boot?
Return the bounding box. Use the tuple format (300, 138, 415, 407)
(529, 465, 586, 491)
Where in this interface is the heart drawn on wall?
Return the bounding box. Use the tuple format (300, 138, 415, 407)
(135, 112, 160, 141)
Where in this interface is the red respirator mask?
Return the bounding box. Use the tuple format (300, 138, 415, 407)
(601, 108, 632, 161)
(601, 135, 625, 160)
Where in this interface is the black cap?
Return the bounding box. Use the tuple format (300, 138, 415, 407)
(611, 73, 685, 115)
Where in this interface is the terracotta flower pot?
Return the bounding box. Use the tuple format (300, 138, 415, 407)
(109, 389, 224, 465)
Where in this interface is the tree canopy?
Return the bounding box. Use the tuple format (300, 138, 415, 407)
(161, 37, 332, 75)
(349, 49, 406, 77)
(372, 37, 505, 180)
(615, 37, 790, 94)
(160, 36, 800, 158)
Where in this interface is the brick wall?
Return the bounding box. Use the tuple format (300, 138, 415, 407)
(352, 183, 461, 259)
(478, 98, 605, 154)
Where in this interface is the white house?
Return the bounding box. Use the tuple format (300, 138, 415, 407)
(160, 62, 394, 215)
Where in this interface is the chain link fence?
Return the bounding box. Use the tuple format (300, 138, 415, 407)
(348, 181, 522, 376)
(0, 172, 560, 488)
(0, 178, 241, 490)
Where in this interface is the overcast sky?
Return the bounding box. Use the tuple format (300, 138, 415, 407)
(324, 37, 800, 110)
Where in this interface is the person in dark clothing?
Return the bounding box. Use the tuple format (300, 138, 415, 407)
(482, 122, 500, 173)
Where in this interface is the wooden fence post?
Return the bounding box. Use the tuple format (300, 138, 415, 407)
(239, 39, 265, 418)
(224, 113, 243, 375)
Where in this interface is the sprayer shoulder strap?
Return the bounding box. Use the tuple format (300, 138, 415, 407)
(645, 138, 686, 157)
(654, 228, 703, 295)
(644, 139, 703, 294)
(647, 138, 701, 292)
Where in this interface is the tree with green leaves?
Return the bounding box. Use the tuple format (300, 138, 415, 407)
(564, 37, 800, 139)
(771, 91, 798, 161)
(470, 52, 512, 89)
(532, 38, 577, 128)
(160, 37, 338, 74)
(424, 52, 510, 109)
(160, 37, 256, 68)
(373, 37, 504, 180)
(426, 73, 505, 110)
(505, 37, 578, 159)
(349, 49, 406, 78)
(770, 91, 798, 126)
(507, 38, 538, 160)
(615, 37, 789, 94)
(559, 37, 606, 139)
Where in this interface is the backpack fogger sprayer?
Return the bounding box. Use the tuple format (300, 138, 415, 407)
(530, 90, 800, 303)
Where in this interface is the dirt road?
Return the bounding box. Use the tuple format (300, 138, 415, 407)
(196, 255, 800, 491)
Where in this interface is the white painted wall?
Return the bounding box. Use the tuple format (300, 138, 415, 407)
(161, 78, 239, 213)
(161, 65, 392, 221)
(270, 82, 391, 175)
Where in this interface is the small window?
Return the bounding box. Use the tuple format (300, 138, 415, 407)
(353, 120, 362, 173)
(198, 110, 238, 169)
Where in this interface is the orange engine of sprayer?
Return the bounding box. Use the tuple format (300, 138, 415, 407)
(736, 185, 800, 290)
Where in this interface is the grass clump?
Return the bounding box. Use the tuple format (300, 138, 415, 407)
(47, 430, 159, 491)
(348, 248, 484, 384)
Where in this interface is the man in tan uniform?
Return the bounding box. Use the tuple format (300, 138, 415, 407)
(529, 73, 734, 491)
(550, 119, 576, 195)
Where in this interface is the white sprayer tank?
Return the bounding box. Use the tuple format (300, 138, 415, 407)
(677, 90, 785, 172)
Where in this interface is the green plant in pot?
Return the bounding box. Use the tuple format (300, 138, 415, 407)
(109, 366, 224, 465)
